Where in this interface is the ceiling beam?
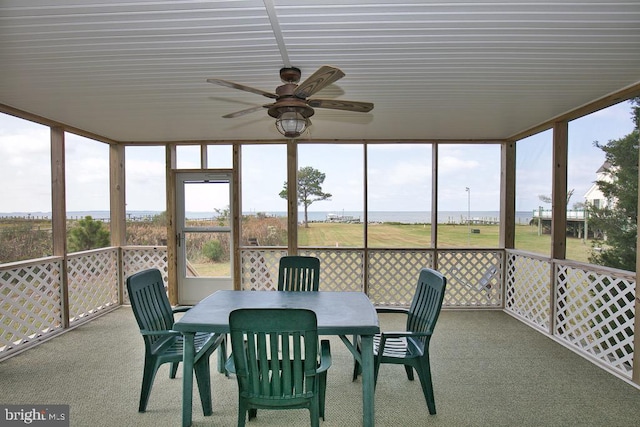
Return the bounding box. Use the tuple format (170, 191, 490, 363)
(508, 82, 640, 142)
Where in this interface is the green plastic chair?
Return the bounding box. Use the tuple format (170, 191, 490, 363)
(226, 308, 331, 427)
(126, 268, 224, 413)
(354, 267, 447, 415)
(277, 256, 320, 291)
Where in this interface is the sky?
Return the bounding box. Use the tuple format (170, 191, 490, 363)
(0, 101, 636, 214)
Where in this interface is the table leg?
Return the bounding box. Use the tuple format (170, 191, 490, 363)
(360, 334, 375, 427)
(182, 332, 195, 427)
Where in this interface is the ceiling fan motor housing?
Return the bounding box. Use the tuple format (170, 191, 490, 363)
(267, 83, 315, 119)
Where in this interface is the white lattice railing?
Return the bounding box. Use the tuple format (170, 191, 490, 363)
(2, 245, 637, 386)
(505, 250, 637, 382)
(121, 246, 168, 303)
(368, 249, 433, 305)
(437, 249, 503, 308)
(555, 260, 635, 378)
(67, 248, 119, 323)
(302, 249, 365, 292)
(0, 246, 169, 360)
(240, 248, 287, 291)
(1, 257, 64, 359)
(240, 248, 503, 307)
(504, 250, 552, 330)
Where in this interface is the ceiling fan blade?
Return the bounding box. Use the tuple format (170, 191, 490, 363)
(223, 104, 272, 119)
(207, 78, 277, 99)
(294, 66, 345, 98)
(308, 98, 374, 113)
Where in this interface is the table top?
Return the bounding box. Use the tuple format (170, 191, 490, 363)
(174, 290, 380, 336)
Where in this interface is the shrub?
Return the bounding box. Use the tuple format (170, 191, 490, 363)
(202, 239, 224, 261)
(67, 216, 110, 252)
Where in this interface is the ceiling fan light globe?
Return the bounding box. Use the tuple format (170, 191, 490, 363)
(276, 111, 309, 138)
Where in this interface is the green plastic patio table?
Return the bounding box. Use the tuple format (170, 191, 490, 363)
(173, 290, 380, 427)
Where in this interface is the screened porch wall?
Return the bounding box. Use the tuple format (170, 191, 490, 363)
(1, 246, 636, 387)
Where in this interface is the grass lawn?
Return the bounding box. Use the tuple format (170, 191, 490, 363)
(300, 222, 592, 261)
(193, 221, 595, 274)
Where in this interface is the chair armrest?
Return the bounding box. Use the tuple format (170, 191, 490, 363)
(172, 306, 191, 314)
(375, 307, 409, 315)
(379, 330, 432, 340)
(317, 340, 332, 373)
(378, 331, 432, 356)
(140, 329, 181, 337)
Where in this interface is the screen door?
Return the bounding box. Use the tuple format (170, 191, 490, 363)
(176, 172, 233, 304)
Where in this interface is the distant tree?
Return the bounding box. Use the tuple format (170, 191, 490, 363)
(67, 215, 110, 252)
(534, 190, 576, 229)
(279, 166, 332, 228)
(538, 189, 574, 207)
(214, 206, 230, 226)
(588, 98, 639, 271)
(151, 211, 167, 225)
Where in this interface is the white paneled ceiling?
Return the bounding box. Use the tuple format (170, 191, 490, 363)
(1, 0, 639, 142)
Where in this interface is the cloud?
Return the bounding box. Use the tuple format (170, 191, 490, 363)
(387, 161, 432, 185)
(0, 129, 51, 211)
(439, 153, 481, 175)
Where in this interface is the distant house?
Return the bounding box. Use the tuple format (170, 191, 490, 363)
(584, 161, 613, 209)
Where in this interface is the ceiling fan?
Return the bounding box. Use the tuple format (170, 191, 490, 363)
(207, 65, 374, 138)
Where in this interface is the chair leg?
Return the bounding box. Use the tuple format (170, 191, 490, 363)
(310, 396, 320, 427)
(139, 356, 160, 412)
(170, 361, 179, 378)
(194, 357, 213, 416)
(238, 401, 247, 427)
(404, 365, 415, 381)
(217, 335, 229, 376)
(373, 355, 381, 388)
(352, 359, 360, 381)
(415, 359, 436, 415)
(319, 371, 327, 420)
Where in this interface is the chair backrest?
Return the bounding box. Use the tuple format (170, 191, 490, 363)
(229, 308, 319, 401)
(126, 268, 175, 352)
(406, 268, 447, 343)
(277, 256, 320, 291)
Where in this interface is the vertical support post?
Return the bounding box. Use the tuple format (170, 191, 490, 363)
(550, 120, 568, 336)
(287, 140, 298, 255)
(633, 128, 640, 386)
(51, 127, 69, 328)
(109, 144, 126, 247)
(551, 121, 568, 260)
(109, 144, 126, 303)
(431, 143, 438, 267)
(500, 140, 516, 249)
(500, 140, 516, 308)
(363, 143, 369, 294)
(166, 144, 178, 305)
(232, 144, 242, 290)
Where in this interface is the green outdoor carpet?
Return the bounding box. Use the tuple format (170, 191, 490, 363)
(1, 307, 640, 426)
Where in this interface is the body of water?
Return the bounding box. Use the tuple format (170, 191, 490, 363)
(260, 211, 533, 225)
(0, 210, 534, 225)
